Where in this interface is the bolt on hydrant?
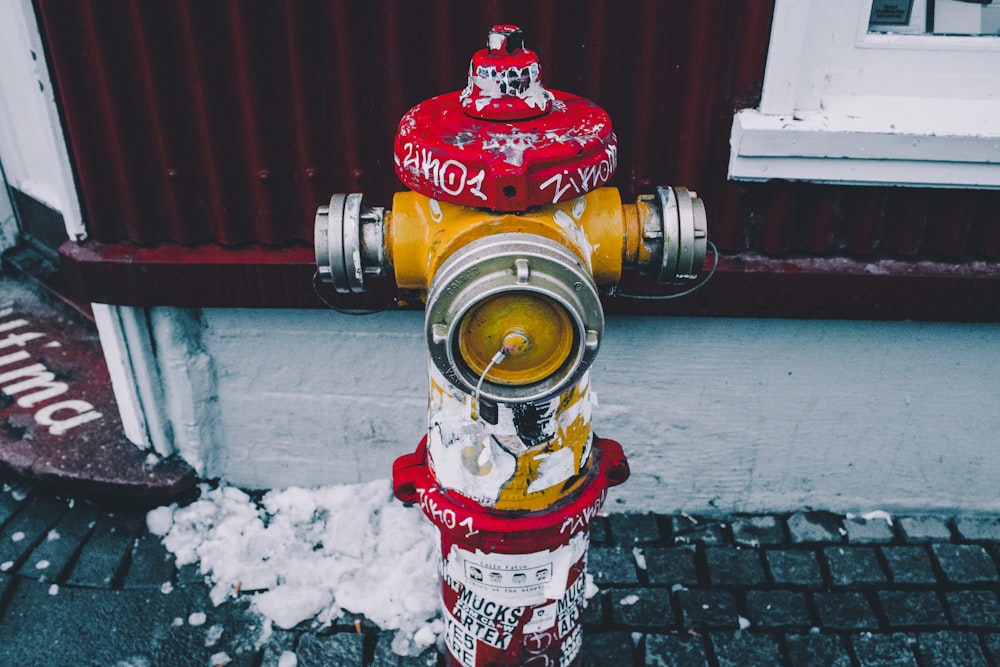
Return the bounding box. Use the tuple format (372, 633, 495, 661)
(315, 25, 708, 666)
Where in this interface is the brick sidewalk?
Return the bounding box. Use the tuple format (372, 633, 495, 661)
(1, 473, 999, 666)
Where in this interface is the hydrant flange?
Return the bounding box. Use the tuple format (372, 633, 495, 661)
(426, 233, 603, 404)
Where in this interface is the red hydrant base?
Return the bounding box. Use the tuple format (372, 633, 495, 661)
(394, 436, 629, 666)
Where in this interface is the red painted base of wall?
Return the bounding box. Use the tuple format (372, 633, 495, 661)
(60, 241, 1000, 321)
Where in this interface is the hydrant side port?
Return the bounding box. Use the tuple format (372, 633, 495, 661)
(314, 186, 708, 294)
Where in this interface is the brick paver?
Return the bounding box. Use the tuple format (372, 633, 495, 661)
(788, 511, 844, 544)
(644, 545, 699, 587)
(917, 631, 989, 667)
(745, 589, 812, 629)
(878, 590, 948, 627)
(765, 549, 825, 588)
(589, 545, 640, 585)
(932, 543, 999, 584)
(945, 590, 1000, 628)
(731, 515, 786, 547)
(898, 516, 952, 543)
(824, 546, 888, 587)
(606, 587, 673, 629)
(677, 589, 739, 629)
(814, 592, 880, 630)
(710, 631, 784, 666)
(670, 515, 727, 545)
(880, 546, 938, 585)
(609, 513, 662, 546)
(705, 545, 768, 587)
(845, 517, 895, 544)
(852, 632, 918, 667)
(644, 632, 709, 667)
(785, 632, 853, 667)
(579, 631, 634, 665)
(954, 517, 1000, 543)
(63, 511, 145, 588)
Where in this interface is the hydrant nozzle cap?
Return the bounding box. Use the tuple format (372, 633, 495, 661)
(487, 25, 524, 52)
(460, 25, 554, 121)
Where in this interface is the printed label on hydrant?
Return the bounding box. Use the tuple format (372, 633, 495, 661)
(443, 571, 587, 667)
(449, 586, 523, 650)
(445, 532, 587, 606)
(441, 534, 590, 665)
(444, 607, 478, 666)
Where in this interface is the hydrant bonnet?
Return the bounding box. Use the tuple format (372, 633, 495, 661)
(393, 25, 618, 212)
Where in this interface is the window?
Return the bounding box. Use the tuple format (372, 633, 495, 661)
(729, 0, 1000, 189)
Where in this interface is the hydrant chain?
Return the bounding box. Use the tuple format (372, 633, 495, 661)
(470, 347, 506, 422)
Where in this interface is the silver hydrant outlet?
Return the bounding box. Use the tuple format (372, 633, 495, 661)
(646, 186, 708, 284)
(314, 192, 386, 294)
(425, 233, 603, 405)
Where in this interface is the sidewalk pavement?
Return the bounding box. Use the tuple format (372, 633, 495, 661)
(1, 470, 999, 667)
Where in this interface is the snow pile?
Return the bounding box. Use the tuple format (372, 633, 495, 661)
(148, 479, 442, 656)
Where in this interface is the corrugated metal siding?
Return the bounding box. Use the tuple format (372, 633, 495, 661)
(35, 0, 1000, 260)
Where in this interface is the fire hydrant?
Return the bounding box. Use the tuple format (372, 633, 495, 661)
(315, 25, 707, 666)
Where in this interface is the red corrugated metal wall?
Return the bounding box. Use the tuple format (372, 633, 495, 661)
(35, 0, 1000, 262)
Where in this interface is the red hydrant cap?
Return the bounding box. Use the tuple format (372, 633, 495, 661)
(460, 25, 554, 121)
(393, 25, 617, 211)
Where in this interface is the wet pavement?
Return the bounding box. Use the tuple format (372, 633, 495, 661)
(2, 469, 999, 667)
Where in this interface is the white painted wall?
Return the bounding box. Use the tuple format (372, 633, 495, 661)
(136, 307, 1000, 515)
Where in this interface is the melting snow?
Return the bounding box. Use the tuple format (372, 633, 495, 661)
(150, 479, 441, 656)
(846, 509, 894, 526)
(632, 547, 647, 571)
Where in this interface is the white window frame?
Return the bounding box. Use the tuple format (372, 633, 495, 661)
(0, 0, 86, 241)
(729, 0, 1000, 189)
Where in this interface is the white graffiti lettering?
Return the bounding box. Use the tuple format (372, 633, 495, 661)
(450, 586, 522, 650)
(459, 515, 480, 539)
(34, 400, 103, 436)
(417, 486, 478, 538)
(539, 144, 618, 204)
(444, 609, 477, 667)
(422, 493, 457, 530)
(0, 309, 103, 435)
(401, 142, 487, 201)
(559, 488, 607, 535)
(556, 575, 587, 639)
(559, 625, 583, 666)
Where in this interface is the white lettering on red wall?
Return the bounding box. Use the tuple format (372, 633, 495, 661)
(0, 308, 103, 435)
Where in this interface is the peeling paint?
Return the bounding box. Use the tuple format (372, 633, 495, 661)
(460, 62, 554, 114)
(427, 364, 593, 509)
(553, 209, 594, 270)
(429, 199, 443, 223)
(481, 130, 540, 167)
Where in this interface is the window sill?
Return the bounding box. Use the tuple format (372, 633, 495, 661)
(729, 104, 1000, 189)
